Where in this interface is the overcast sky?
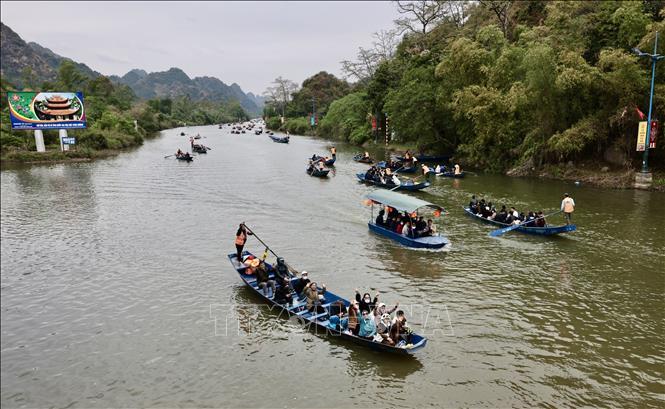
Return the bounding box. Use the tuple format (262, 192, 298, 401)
(1, 1, 402, 95)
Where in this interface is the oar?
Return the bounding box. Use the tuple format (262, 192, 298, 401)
(489, 210, 562, 237)
(164, 154, 174, 158)
(241, 223, 297, 277)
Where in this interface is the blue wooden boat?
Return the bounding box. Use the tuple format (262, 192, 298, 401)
(312, 155, 336, 166)
(227, 251, 427, 355)
(463, 207, 576, 236)
(353, 154, 373, 164)
(365, 190, 449, 249)
(175, 153, 193, 162)
(307, 166, 330, 177)
(269, 135, 289, 143)
(356, 172, 430, 191)
(427, 170, 465, 178)
(377, 161, 417, 174)
(396, 154, 451, 162)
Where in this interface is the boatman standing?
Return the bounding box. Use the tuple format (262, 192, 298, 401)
(330, 146, 336, 159)
(235, 223, 253, 263)
(561, 193, 575, 225)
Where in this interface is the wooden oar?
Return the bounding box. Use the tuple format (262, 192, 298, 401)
(241, 223, 297, 277)
(164, 154, 174, 158)
(489, 210, 562, 237)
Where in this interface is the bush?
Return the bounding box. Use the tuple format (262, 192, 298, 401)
(265, 117, 282, 130)
(283, 117, 311, 135)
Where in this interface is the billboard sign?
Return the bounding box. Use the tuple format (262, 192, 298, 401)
(8, 92, 86, 130)
(637, 121, 647, 152)
(62, 137, 76, 145)
(649, 120, 658, 149)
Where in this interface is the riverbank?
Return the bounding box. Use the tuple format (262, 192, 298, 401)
(0, 147, 134, 166)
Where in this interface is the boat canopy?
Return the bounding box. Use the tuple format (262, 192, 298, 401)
(366, 190, 443, 213)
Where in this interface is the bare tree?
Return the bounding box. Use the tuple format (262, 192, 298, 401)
(478, 0, 511, 38)
(393, 0, 446, 35)
(263, 76, 299, 118)
(442, 1, 470, 28)
(341, 29, 399, 83)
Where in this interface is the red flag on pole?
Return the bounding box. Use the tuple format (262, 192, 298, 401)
(635, 107, 646, 120)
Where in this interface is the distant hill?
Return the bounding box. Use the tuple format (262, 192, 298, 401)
(1, 22, 261, 115)
(0, 22, 101, 87)
(246, 92, 266, 109)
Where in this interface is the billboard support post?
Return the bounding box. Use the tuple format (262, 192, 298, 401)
(34, 130, 45, 152)
(59, 129, 67, 152)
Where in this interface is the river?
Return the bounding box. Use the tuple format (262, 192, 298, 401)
(1, 125, 664, 408)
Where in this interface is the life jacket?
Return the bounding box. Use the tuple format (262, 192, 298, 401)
(235, 231, 246, 245)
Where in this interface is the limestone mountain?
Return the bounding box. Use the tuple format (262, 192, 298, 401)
(1, 22, 100, 87)
(1, 22, 260, 114)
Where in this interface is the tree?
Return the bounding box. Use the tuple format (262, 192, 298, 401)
(478, 1, 512, 38)
(56, 60, 88, 90)
(263, 76, 299, 118)
(393, 0, 447, 35)
(341, 29, 399, 84)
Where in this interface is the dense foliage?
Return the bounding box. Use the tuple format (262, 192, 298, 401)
(271, 1, 665, 171)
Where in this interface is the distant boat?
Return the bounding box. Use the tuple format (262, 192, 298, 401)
(396, 154, 451, 162)
(307, 166, 329, 177)
(377, 161, 417, 174)
(463, 207, 577, 236)
(269, 135, 289, 143)
(353, 154, 373, 164)
(356, 173, 430, 191)
(311, 155, 336, 166)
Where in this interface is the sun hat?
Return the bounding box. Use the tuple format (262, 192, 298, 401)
(301, 271, 308, 276)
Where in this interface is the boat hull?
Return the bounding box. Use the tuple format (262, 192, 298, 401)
(463, 207, 576, 236)
(269, 135, 289, 143)
(368, 222, 448, 249)
(356, 173, 429, 191)
(227, 252, 427, 355)
(307, 168, 330, 177)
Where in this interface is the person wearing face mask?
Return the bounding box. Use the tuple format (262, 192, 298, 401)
(355, 289, 379, 314)
(358, 309, 377, 339)
(377, 313, 394, 345)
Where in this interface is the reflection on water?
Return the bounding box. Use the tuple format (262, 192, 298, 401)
(1, 125, 664, 408)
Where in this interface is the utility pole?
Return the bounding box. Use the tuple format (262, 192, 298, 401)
(633, 31, 664, 189)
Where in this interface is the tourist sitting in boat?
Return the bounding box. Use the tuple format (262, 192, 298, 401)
(375, 209, 385, 227)
(396, 220, 404, 234)
(347, 300, 360, 335)
(454, 164, 462, 175)
(329, 300, 347, 317)
(391, 174, 401, 185)
(535, 211, 546, 227)
(355, 290, 378, 313)
(363, 151, 370, 159)
(377, 313, 394, 345)
(426, 219, 436, 236)
(176, 149, 183, 157)
(392, 310, 414, 346)
(255, 259, 276, 297)
(358, 310, 377, 339)
(421, 164, 430, 175)
(469, 195, 478, 213)
(494, 206, 508, 223)
(373, 302, 399, 325)
(273, 257, 292, 282)
(525, 211, 537, 227)
(402, 221, 414, 238)
(327, 312, 348, 332)
(292, 271, 310, 295)
(317, 161, 326, 171)
(415, 216, 427, 234)
(304, 281, 327, 313)
(273, 277, 294, 305)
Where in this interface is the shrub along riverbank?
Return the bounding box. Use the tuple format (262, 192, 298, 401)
(1, 61, 249, 164)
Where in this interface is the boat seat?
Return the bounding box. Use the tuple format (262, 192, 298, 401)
(296, 303, 332, 316)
